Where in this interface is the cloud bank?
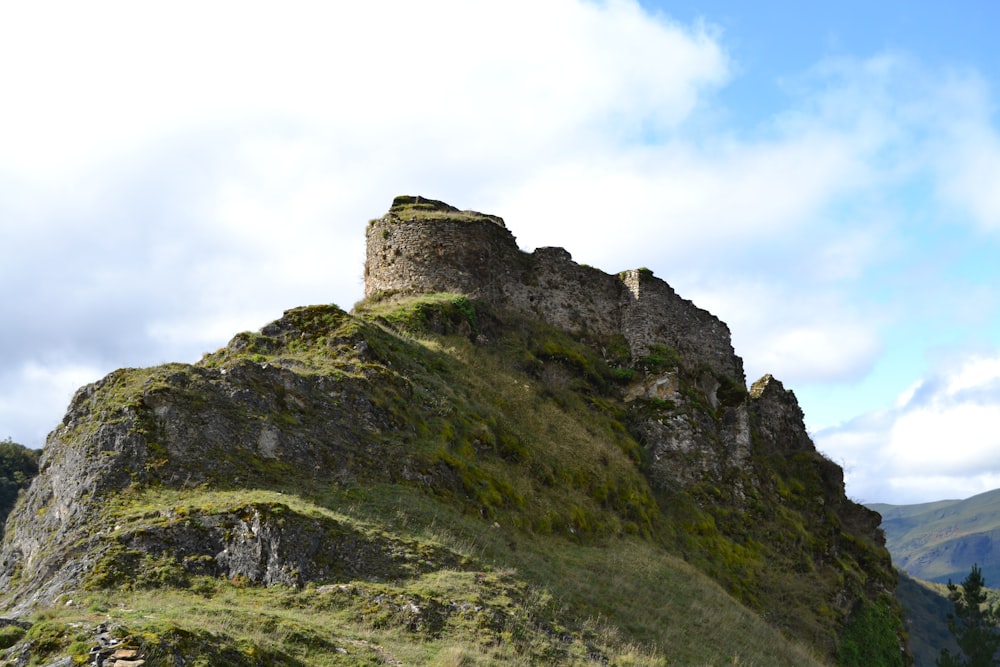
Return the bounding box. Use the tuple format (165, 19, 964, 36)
(816, 353, 1000, 504)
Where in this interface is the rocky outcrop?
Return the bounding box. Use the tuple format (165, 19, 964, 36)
(365, 196, 896, 643)
(749, 374, 816, 455)
(94, 502, 467, 589)
(0, 307, 426, 612)
(0, 196, 900, 664)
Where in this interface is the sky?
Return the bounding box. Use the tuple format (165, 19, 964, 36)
(2, 0, 999, 505)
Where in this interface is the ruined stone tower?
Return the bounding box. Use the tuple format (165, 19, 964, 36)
(364, 195, 745, 383)
(365, 196, 519, 304)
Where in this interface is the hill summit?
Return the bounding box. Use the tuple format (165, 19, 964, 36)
(0, 196, 902, 665)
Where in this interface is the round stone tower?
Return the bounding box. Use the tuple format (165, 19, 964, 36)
(364, 195, 521, 304)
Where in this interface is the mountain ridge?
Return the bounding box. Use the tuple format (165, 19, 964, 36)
(0, 197, 903, 665)
(871, 487, 1000, 585)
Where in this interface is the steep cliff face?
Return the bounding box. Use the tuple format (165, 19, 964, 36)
(0, 197, 901, 665)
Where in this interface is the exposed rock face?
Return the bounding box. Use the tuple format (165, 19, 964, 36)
(366, 196, 761, 498)
(0, 309, 423, 612)
(750, 374, 816, 455)
(100, 502, 465, 589)
(0, 391, 152, 610)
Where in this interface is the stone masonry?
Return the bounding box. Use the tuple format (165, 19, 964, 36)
(365, 196, 745, 382)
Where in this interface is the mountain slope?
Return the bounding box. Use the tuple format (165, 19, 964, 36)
(0, 198, 902, 665)
(871, 488, 1000, 584)
(893, 571, 958, 667)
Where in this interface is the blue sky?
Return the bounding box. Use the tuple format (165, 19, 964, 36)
(2, 0, 999, 504)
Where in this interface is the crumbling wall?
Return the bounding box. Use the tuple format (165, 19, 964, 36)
(364, 197, 521, 303)
(619, 269, 744, 381)
(363, 196, 744, 382)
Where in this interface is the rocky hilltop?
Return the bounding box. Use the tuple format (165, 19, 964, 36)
(0, 196, 903, 665)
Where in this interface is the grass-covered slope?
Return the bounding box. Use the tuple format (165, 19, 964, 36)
(0, 485, 824, 666)
(893, 571, 958, 667)
(0, 295, 898, 665)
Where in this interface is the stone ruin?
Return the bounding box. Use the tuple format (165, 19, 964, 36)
(364, 195, 745, 382)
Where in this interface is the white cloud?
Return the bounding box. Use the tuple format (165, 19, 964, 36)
(931, 74, 1000, 231)
(0, 1, 730, 447)
(882, 474, 1000, 506)
(0, 362, 102, 447)
(499, 129, 869, 264)
(886, 403, 1000, 475)
(0, 0, 730, 183)
(894, 380, 924, 409)
(816, 352, 1000, 504)
(688, 280, 884, 386)
(944, 355, 1000, 396)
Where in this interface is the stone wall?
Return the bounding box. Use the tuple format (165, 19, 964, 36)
(365, 196, 522, 304)
(619, 269, 744, 381)
(502, 246, 624, 341)
(364, 196, 744, 383)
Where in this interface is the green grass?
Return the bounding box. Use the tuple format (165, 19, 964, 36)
(2, 293, 897, 665)
(243, 297, 662, 540)
(379, 196, 501, 225)
(9, 479, 829, 665)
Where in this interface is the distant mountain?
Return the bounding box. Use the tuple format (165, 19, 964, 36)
(871, 488, 1000, 585)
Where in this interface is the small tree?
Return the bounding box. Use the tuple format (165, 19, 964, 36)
(938, 564, 1000, 667)
(0, 438, 41, 539)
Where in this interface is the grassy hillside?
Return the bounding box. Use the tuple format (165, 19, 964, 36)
(0, 485, 826, 666)
(871, 492, 1000, 665)
(0, 295, 900, 665)
(872, 489, 1000, 584)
